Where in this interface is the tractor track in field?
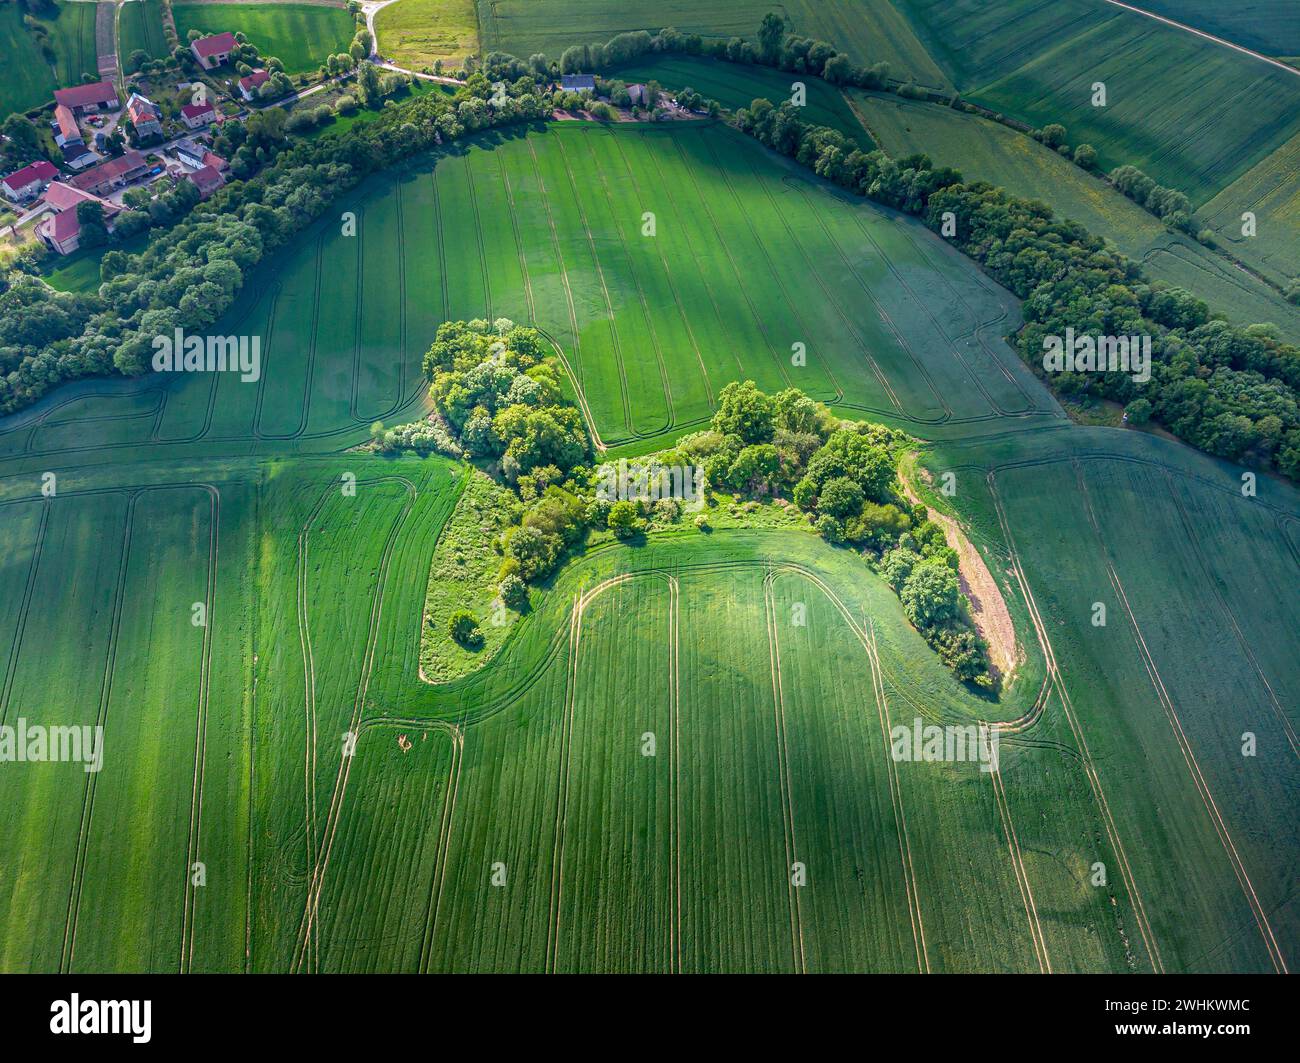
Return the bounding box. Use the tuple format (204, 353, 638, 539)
(988, 471, 1164, 972)
(1074, 462, 1288, 973)
(180, 484, 221, 974)
(604, 129, 717, 410)
(690, 135, 799, 393)
(0, 501, 49, 731)
(762, 569, 807, 973)
(778, 175, 948, 419)
(741, 160, 857, 407)
(293, 475, 418, 973)
(544, 571, 681, 973)
(462, 154, 494, 322)
(544, 137, 643, 440)
(563, 129, 677, 436)
(1161, 470, 1300, 760)
(525, 138, 595, 427)
(61, 490, 136, 974)
(666, 134, 794, 389)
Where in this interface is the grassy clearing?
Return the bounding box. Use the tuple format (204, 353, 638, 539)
(613, 54, 871, 145)
(173, 2, 356, 73)
(374, 0, 478, 69)
(419, 465, 517, 681)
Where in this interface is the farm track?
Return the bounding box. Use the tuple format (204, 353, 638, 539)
(1073, 462, 1288, 973)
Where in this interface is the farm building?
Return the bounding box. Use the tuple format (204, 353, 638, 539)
(39, 182, 121, 255)
(53, 81, 120, 114)
(127, 93, 163, 139)
(181, 101, 217, 129)
(69, 151, 149, 196)
(561, 74, 596, 91)
(1, 161, 59, 203)
(52, 105, 97, 169)
(191, 32, 239, 70)
(238, 70, 271, 101)
(187, 164, 225, 200)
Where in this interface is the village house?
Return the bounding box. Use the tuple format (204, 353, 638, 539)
(187, 164, 225, 200)
(39, 182, 121, 255)
(126, 93, 163, 140)
(560, 74, 596, 92)
(238, 69, 270, 101)
(191, 32, 239, 70)
(180, 100, 217, 129)
(68, 151, 149, 197)
(53, 81, 120, 115)
(0, 160, 59, 203)
(51, 104, 97, 169)
(201, 150, 228, 173)
(174, 139, 207, 169)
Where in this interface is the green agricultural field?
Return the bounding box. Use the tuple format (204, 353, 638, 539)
(1200, 129, 1300, 287)
(851, 90, 1300, 338)
(119, 0, 170, 68)
(173, 2, 356, 74)
(0, 2, 57, 116)
(613, 55, 871, 145)
(0, 102, 1297, 976)
(35, 0, 100, 88)
(895, 0, 1300, 207)
(374, 0, 478, 69)
(1134, 0, 1300, 57)
(478, 0, 949, 87)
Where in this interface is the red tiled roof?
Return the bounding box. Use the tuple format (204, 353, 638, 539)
(68, 151, 147, 191)
(239, 69, 270, 93)
(128, 98, 157, 125)
(54, 81, 118, 109)
(188, 164, 225, 197)
(54, 103, 80, 141)
(182, 102, 215, 119)
(1, 160, 58, 192)
(192, 32, 238, 59)
(202, 150, 228, 171)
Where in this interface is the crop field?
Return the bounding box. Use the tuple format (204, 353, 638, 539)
(0, 121, 1055, 469)
(35, 0, 100, 88)
(119, 0, 170, 65)
(1134, 0, 1300, 57)
(173, 2, 356, 74)
(894, 0, 1300, 207)
(612, 55, 871, 145)
(477, 0, 949, 87)
(0, 82, 1297, 975)
(1200, 129, 1300, 288)
(0, 3, 57, 116)
(850, 90, 1300, 338)
(374, 0, 478, 69)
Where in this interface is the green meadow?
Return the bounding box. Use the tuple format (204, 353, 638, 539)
(173, 2, 356, 74)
